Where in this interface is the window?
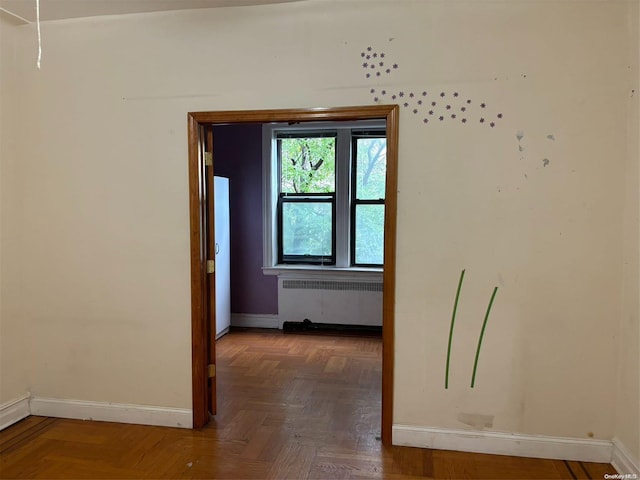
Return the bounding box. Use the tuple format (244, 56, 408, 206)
(264, 120, 386, 269)
(351, 132, 386, 266)
(277, 133, 336, 264)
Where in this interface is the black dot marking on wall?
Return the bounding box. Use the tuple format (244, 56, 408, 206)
(360, 46, 505, 128)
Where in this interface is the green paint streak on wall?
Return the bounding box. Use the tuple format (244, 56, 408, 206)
(445, 269, 465, 389)
(471, 286, 499, 388)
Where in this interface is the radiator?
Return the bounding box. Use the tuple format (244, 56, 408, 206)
(278, 278, 383, 327)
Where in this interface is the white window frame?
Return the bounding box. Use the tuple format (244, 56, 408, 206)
(262, 120, 385, 279)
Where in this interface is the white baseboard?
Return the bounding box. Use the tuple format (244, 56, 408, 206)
(231, 313, 280, 329)
(612, 437, 640, 476)
(0, 393, 31, 430)
(30, 397, 192, 429)
(393, 424, 613, 463)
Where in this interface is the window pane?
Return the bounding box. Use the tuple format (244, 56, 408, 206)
(282, 202, 333, 257)
(354, 204, 384, 265)
(279, 136, 335, 194)
(355, 138, 386, 200)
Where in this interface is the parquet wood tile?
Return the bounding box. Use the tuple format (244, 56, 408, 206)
(0, 330, 618, 479)
(0, 418, 56, 456)
(564, 461, 590, 480)
(581, 461, 618, 479)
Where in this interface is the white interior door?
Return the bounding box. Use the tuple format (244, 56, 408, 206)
(214, 176, 231, 337)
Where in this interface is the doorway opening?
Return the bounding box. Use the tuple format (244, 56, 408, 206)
(187, 105, 398, 445)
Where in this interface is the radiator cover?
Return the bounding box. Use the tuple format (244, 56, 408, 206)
(278, 278, 383, 327)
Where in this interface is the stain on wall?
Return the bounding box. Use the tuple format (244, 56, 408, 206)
(457, 412, 495, 429)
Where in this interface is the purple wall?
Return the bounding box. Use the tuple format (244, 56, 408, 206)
(213, 124, 278, 315)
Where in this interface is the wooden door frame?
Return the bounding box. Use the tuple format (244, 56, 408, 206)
(187, 105, 399, 445)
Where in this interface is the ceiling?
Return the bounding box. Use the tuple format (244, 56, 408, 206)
(0, 0, 306, 24)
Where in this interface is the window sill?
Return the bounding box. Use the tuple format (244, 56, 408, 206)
(262, 266, 383, 282)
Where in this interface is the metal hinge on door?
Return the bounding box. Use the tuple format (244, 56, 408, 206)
(208, 364, 216, 378)
(204, 152, 213, 167)
(206, 260, 215, 274)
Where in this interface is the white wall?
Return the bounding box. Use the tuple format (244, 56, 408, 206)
(0, 15, 32, 405)
(615, 0, 639, 465)
(0, 0, 637, 450)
